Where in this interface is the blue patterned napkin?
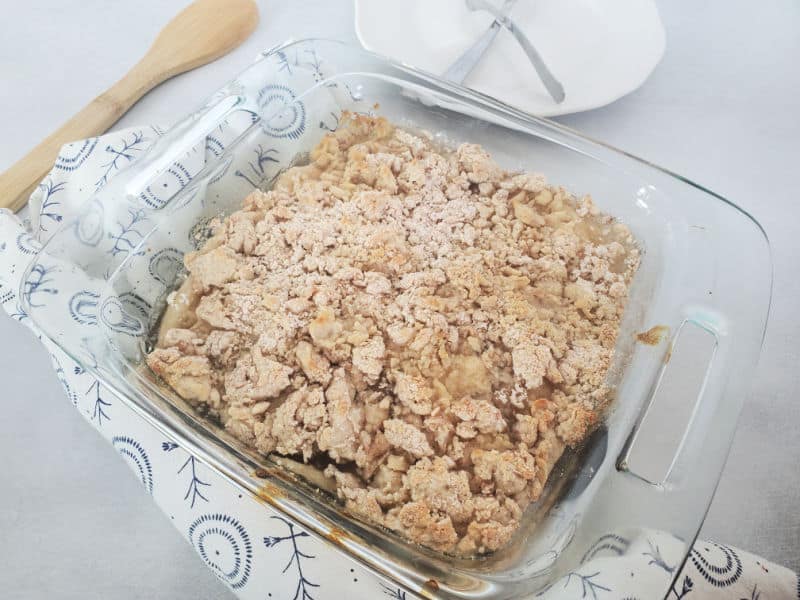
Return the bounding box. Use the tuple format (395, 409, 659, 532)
(0, 128, 796, 600)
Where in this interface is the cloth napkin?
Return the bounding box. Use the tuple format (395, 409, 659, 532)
(0, 127, 797, 600)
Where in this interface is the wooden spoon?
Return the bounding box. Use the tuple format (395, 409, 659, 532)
(0, 0, 259, 213)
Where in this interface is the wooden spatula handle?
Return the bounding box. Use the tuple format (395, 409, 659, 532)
(0, 0, 258, 213)
(0, 71, 154, 213)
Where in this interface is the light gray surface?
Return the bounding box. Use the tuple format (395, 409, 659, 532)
(0, 1, 797, 598)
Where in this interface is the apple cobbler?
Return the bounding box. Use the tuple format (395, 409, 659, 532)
(147, 113, 639, 556)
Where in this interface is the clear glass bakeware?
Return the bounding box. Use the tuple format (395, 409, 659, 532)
(20, 39, 771, 600)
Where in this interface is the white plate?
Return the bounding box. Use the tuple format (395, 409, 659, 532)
(354, 0, 666, 116)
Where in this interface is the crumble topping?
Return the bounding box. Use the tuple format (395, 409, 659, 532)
(147, 113, 639, 556)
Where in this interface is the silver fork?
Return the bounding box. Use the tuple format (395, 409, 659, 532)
(446, 0, 565, 104)
(466, 0, 564, 102)
(442, 0, 517, 84)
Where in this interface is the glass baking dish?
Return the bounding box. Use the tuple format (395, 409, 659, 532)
(20, 39, 771, 599)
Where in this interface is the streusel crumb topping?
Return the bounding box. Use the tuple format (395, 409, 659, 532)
(147, 113, 639, 556)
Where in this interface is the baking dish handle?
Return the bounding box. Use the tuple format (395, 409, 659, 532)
(121, 92, 255, 210)
(617, 310, 739, 490)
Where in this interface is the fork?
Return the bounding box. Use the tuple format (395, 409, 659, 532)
(465, 0, 565, 103)
(442, 0, 517, 84)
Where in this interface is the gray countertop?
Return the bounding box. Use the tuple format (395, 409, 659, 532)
(0, 1, 797, 598)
